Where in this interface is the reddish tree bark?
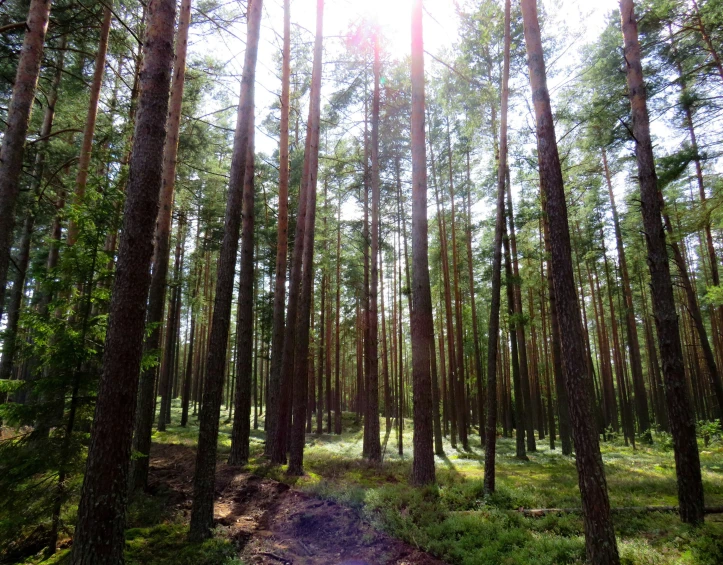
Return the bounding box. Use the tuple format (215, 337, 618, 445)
(521, 0, 620, 562)
(0, 0, 51, 320)
(189, 0, 263, 540)
(66, 5, 112, 246)
(131, 0, 193, 490)
(286, 0, 324, 476)
(410, 0, 435, 486)
(365, 32, 382, 462)
(620, 0, 705, 525)
(483, 0, 510, 494)
(71, 0, 176, 561)
(265, 0, 292, 458)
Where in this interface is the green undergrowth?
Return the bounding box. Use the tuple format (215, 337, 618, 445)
(5, 401, 723, 565)
(256, 414, 723, 565)
(36, 524, 242, 565)
(155, 405, 723, 564)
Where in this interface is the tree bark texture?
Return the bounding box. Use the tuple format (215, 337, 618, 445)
(521, 1, 620, 562)
(189, 0, 263, 540)
(483, 0, 510, 495)
(71, 0, 176, 561)
(0, 0, 51, 320)
(410, 0, 435, 486)
(619, 0, 704, 525)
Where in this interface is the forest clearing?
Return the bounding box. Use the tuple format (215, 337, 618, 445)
(1, 0, 723, 563)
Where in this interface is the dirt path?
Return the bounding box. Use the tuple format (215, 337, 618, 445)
(148, 443, 446, 565)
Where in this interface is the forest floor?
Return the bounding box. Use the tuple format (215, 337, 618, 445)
(12, 400, 723, 565)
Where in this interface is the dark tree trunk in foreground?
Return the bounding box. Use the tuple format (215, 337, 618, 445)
(619, 0, 705, 525)
(132, 0, 192, 489)
(410, 0, 435, 487)
(365, 32, 382, 463)
(265, 0, 291, 458)
(287, 0, 324, 476)
(521, 1, 620, 563)
(71, 0, 176, 562)
(483, 0, 510, 495)
(0, 0, 51, 320)
(189, 0, 263, 541)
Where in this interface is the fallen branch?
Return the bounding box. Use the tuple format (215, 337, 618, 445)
(257, 552, 292, 565)
(454, 506, 723, 517)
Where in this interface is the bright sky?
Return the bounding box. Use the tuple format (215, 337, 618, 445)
(189, 0, 622, 155)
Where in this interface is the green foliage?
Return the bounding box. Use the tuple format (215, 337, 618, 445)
(27, 524, 243, 565)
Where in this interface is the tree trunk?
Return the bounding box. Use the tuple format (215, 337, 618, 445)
(0, 0, 51, 320)
(503, 213, 527, 459)
(158, 215, 185, 430)
(483, 0, 510, 494)
(620, 0, 705, 525)
(335, 199, 342, 434)
(265, 0, 291, 458)
(521, 1, 620, 562)
(365, 33, 382, 462)
(131, 0, 192, 489)
(541, 206, 572, 454)
(445, 122, 469, 451)
(506, 171, 536, 452)
(189, 0, 263, 540)
(690, 0, 723, 83)
(287, 0, 324, 476)
(410, 0, 435, 486)
(603, 149, 650, 434)
(66, 5, 112, 246)
(228, 119, 258, 464)
(71, 0, 176, 561)
(465, 151, 484, 444)
(0, 40, 64, 384)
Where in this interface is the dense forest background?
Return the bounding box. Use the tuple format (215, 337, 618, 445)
(0, 0, 722, 564)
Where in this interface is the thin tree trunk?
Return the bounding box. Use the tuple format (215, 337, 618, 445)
(365, 33, 382, 462)
(690, 0, 723, 83)
(66, 5, 112, 246)
(506, 170, 536, 452)
(483, 0, 510, 494)
(335, 199, 342, 434)
(317, 272, 326, 434)
(131, 0, 192, 490)
(445, 121, 469, 451)
(228, 129, 256, 465)
(603, 149, 650, 434)
(287, 0, 324, 476)
(0, 40, 64, 383)
(265, 0, 291, 457)
(189, 0, 263, 540)
(430, 148, 457, 448)
(71, 0, 176, 561)
(0, 0, 51, 320)
(410, 0, 435, 486)
(503, 209, 526, 459)
(521, 1, 620, 562)
(158, 215, 185, 430)
(620, 0, 705, 525)
(465, 151, 484, 444)
(541, 209, 572, 454)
